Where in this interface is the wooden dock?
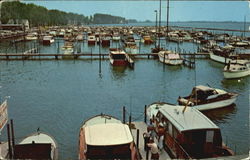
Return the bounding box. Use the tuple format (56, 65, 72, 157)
(131, 121, 171, 160)
(0, 52, 209, 60)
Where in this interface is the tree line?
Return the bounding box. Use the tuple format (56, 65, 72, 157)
(0, 1, 130, 26)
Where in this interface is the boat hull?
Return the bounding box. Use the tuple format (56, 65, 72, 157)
(209, 52, 231, 64)
(110, 59, 128, 66)
(192, 97, 237, 111)
(88, 40, 95, 45)
(223, 69, 250, 79)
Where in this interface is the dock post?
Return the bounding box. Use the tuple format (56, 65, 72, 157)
(136, 129, 139, 148)
(144, 105, 147, 123)
(7, 124, 12, 159)
(123, 106, 126, 124)
(146, 149, 149, 160)
(129, 114, 131, 128)
(10, 119, 15, 156)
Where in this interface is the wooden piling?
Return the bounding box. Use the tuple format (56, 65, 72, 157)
(136, 129, 139, 148)
(144, 105, 147, 123)
(10, 119, 15, 156)
(7, 124, 12, 159)
(123, 106, 126, 124)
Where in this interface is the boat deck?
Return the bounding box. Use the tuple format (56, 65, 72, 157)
(131, 121, 171, 160)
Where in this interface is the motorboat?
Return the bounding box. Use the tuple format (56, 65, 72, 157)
(146, 102, 234, 159)
(78, 114, 138, 160)
(87, 35, 96, 45)
(223, 61, 250, 79)
(178, 85, 238, 111)
(14, 131, 58, 160)
(158, 50, 183, 65)
(43, 35, 54, 45)
(109, 48, 134, 67)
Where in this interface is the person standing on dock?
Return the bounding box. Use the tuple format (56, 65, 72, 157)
(147, 139, 159, 160)
(143, 130, 151, 151)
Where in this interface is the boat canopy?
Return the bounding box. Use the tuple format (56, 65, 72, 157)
(84, 123, 133, 146)
(194, 85, 214, 92)
(158, 104, 219, 132)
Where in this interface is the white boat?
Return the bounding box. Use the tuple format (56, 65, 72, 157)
(14, 132, 58, 160)
(178, 85, 238, 111)
(112, 33, 121, 41)
(78, 114, 138, 160)
(223, 61, 250, 79)
(25, 32, 38, 41)
(43, 35, 55, 45)
(146, 102, 234, 159)
(62, 42, 74, 59)
(158, 50, 183, 65)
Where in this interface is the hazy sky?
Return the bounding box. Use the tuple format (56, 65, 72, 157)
(26, 1, 250, 22)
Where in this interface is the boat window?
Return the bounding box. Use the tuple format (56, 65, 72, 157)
(206, 130, 214, 143)
(168, 123, 173, 136)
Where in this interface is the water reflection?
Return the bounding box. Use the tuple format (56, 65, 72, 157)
(202, 104, 237, 123)
(221, 78, 250, 90)
(110, 65, 127, 80)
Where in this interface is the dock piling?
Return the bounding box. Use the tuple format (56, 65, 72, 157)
(7, 124, 12, 159)
(136, 129, 139, 148)
(144, 105, 147, 123)
(123, 106, 126, 124)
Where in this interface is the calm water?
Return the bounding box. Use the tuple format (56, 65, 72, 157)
(0, 22, 249, 159)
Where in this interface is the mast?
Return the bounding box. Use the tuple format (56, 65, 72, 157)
(158, 0, 162, 48)
(166, 0, 170, 39)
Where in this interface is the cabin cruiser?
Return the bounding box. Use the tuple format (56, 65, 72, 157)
(158, 50, 183, 65)
(87, 35, 96, 45)
(78, 114, 138, 160)
(62, 42, 74, 59)
(223, 61, 250, 79)
(109, 48, 134, 67)
(178, 85, 238, 111)
(43, 35, 54, 45)
(14, 131, 58, 160)
(146, 102, 234, 159)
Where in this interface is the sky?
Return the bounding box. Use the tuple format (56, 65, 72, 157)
(24, 1, 250, 22)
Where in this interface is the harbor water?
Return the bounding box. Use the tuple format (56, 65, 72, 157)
(0, 22, 249, 159)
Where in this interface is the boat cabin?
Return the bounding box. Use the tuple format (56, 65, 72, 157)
(151, 104, 233, 159)
(79, 114, 138, 160)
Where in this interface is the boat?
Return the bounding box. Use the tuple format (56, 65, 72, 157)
(87, 35, 96, 45)
(78, 114, 138, 160)
(223, 61, 250, 79)
(112, 33, 121, 41)
(178, 85, 238, 111)
(43, 35, 55, 45)
(25, 32, 38, 41)
(62, 42, 74, 59)
(143, 35, 153, 44)
(14, 131, 58, 160)
(76, 34, 84, 41)
(109, 48, 134, 67)
(101, 36, 111, 47)
(146, 102, 234, 159)
(158, 50, 183, 65)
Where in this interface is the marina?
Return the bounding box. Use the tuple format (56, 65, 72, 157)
(0, 0, 250, 159)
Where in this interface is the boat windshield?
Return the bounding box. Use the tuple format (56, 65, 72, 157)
(112, 54, 126, 60)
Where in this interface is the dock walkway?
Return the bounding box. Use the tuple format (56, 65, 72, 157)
(131, 121, 171, 160)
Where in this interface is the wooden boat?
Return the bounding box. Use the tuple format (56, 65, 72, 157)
(43, 35, 54, 45)
(143, 35, 153, 44)
(78, 114, 138, 160)
(109, 48, 134, 67)
(87, 35, 96, 45)
(178, 85, 238, 111)
(101, 36, 111, 47)
(14, 131, 58, 160)
(223, 61, 250, 79)
(158, 50, 183, 65)
(146, 102, 234, 159)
